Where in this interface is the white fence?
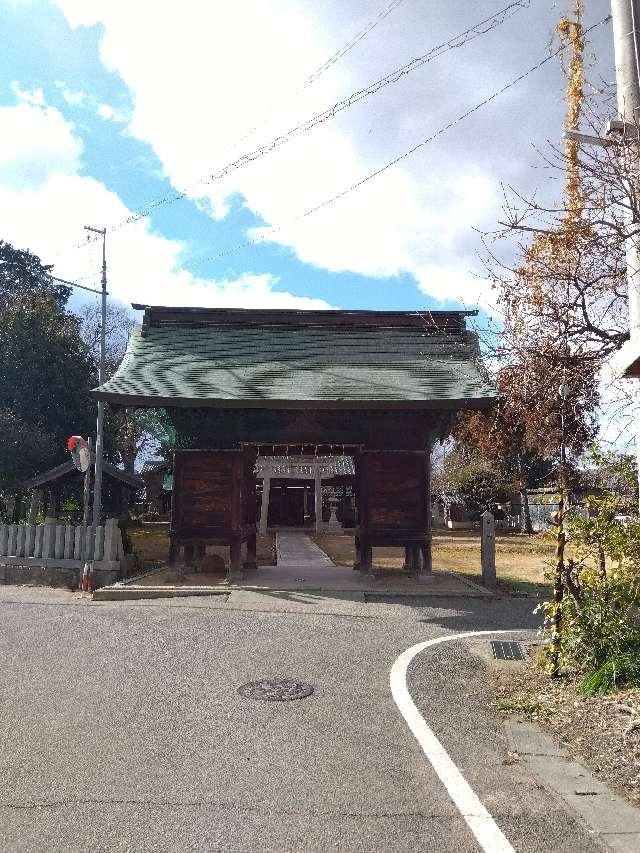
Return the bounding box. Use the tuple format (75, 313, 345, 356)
(0, 517, 124, 573)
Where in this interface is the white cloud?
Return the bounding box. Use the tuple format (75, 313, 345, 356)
(10, 81, 45, 105)
(0, 99, 82, 189)
(53, 81, 128, 122)
(52, 0, 587, 307)
(60, 87, 87, 106)
(96, 102, 127, 123)
(0, 99, 331, 310)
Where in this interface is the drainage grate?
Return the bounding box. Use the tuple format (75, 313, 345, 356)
(238, 679, 314, 702)
(491, 640, 526, 661)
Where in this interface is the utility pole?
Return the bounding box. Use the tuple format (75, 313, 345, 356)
(611, 0, 640, 335)
(84, 226, 107, 534)
(612, 1, 640, 508)
(571, 4, 640, 504)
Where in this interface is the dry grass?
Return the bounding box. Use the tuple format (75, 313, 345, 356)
(128, 524, 275, 568)
(312, 528, 555, 596)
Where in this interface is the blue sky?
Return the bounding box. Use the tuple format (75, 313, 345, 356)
(0, 0, 613, 318)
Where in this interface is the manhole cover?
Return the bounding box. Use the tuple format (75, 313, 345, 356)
(238, 679, 314, 701)
(491, 640, 526, 661)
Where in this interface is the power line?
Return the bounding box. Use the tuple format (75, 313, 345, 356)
(186, 12, 612, 270)
(221, 0, 411, 162)
(76, 0, 529, 245)
(300, 0, 409, 90)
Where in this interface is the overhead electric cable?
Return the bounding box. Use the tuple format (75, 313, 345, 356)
(224, 0, 411, 159)
(73, 0, 529, 249)
(122, 0, 526, 225)
(186, 12, 612, 269)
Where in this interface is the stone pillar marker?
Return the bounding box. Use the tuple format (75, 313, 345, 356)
(481, 510, 496, 589)
(326, 494, 341, 532)
(314, 472, 323, 533)
(259, 475, 271, 536)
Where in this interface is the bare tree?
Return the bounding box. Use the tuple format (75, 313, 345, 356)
(77, 300, 162, 473)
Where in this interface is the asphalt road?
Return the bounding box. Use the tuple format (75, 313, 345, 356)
(0, 586, 602, 852)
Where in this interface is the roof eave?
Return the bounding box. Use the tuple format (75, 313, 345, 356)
(90, 390, 497, 411)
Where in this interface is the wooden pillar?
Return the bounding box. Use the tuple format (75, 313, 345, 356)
(353, 534, 361, 570)
(361, 539, 374, 578)
(259, 475, 271, 535)
(423, 450, 433, 575)
(403, 545, 413, 574)
(314, 472, 323, 533)
(246, 531, 257, 571)
(229, 536, 242, 576)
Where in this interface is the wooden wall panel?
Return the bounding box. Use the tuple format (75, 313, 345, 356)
(357, 451, 429, 535)
(172, 450, 249, 539)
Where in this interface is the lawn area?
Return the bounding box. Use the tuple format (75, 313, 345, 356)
(312, 528, 555, 596)
(127, 524, 275, 569)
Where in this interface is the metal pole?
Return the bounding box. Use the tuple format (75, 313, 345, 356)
(85, 226, 107, 535)
(611, 1, 640, 507)
(82, 437, 93, 527)
(612, 0, 640, 335)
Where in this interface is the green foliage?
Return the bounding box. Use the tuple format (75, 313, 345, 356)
(433, 447, 511, 518)
(579, 653, 640, 696)
(538, 467, 640, 693)
(0, 241, 96, 493)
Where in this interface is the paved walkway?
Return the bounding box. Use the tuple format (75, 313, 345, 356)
(99, 531, 490, 599)
(275, 530, 337, 567)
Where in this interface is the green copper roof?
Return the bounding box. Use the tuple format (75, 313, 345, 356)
(94, 307, 496, 410)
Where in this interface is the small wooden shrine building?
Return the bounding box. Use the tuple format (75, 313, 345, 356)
(93, 306, 495, 577)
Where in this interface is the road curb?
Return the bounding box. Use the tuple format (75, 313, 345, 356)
(505, 720, 640, 852)
(93, 582, 495, 602)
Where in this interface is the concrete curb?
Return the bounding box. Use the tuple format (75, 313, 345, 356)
(94, 581, 495, 602)
(505, 720, 640, 852)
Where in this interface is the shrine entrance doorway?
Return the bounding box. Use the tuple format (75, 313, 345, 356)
(253, 448, 356, 535)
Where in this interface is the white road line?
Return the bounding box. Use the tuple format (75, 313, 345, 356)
(391, 629, 524, 853)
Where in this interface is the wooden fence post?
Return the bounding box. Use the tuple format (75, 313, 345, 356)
(481, 510, 496, 589)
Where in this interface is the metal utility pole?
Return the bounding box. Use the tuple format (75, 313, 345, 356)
(84, 226, 107, 533)
(611, 0, 640, 334)
(611, 1, 640, 508)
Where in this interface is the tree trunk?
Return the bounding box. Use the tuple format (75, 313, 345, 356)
(517, 455, 533, 534)
(551, 491, 565, 677)
(519, 488, 533, 534)
(11, 490, 23, 523)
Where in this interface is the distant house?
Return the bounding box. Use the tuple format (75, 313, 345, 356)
(432, 492, 472, 529)
(526, 487, 590, 531)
